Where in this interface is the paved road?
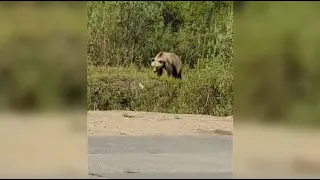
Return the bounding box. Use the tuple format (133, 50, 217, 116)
(88, 136, 233, 179)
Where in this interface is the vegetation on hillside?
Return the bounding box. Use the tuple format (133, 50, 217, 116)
(87, 1, 233, 116)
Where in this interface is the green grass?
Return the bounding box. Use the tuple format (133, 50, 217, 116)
(87, 2, 233, 116)
(87, 61, 233, 116)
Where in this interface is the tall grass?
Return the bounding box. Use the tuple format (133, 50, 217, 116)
(87, 1, 233, 116)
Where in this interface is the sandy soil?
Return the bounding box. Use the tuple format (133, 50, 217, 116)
(87, 110, 233, 136)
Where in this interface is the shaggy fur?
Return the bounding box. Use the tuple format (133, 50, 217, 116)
(150, 52, 183, 79)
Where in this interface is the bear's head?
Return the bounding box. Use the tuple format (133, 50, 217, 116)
(151, 58, 165, 76)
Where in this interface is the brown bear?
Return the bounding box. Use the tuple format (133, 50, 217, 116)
(150, 52, 183, 79)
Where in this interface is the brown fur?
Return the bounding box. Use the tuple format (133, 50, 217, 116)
(151, 52, 183, 79)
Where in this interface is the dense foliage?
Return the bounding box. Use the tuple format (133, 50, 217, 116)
(87, 1, 233, 116)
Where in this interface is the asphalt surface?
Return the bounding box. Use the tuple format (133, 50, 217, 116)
(88, 136, 233, 179)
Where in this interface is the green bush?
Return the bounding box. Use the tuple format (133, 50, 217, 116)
(87, 64, 233, 116)
(87, 1, 233, 68)
(87, 1, 233, 116)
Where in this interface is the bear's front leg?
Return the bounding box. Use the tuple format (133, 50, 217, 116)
(166, 71, 172, 77)
(157, 68, 163, 77)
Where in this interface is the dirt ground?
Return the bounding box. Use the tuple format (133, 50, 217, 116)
(87, 110, 233, 136)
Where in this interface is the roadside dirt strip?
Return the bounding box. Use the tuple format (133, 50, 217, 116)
(87, 110, 233, 136)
